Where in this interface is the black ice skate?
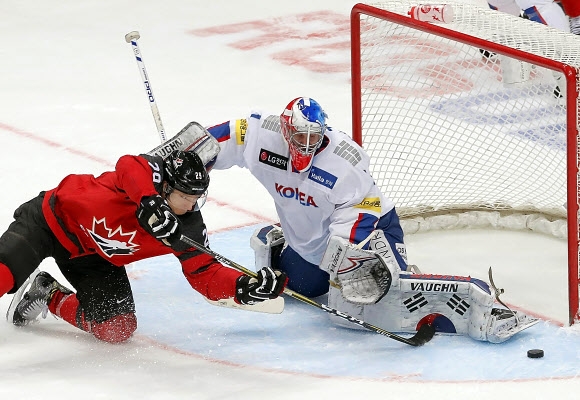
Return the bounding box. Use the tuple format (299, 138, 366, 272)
(7, 269, 72, 326)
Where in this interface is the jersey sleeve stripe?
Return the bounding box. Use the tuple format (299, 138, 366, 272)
(207, 121, 231, 142)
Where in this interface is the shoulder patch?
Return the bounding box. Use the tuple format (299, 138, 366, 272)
(308, 166, 337, 189)
(354, 197, 381, 213)
(261, 115, 281, 133)
(259, 149, 288, 170)
(235, 119, 247, 144)
(333, 140, 362, 166)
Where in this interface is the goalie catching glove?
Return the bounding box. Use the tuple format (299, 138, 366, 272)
(320, 235, 394, 305)
(136, 195, 181, 247)
(235, 267, 288, 305)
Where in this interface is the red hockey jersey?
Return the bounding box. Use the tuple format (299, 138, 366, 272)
(41, 154, 241, 301)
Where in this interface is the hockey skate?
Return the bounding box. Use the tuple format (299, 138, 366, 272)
(486, 308, 539, 344)
(6, 269, 72, 326)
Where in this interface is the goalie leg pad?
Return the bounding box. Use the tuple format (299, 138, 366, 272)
(327, 268, 536, 342)
(250, 224, 285, 270)
(328, 271, 481, 335)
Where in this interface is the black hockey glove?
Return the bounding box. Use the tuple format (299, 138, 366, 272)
(235, 267, 288, 305)
(136, 195, 181, 247)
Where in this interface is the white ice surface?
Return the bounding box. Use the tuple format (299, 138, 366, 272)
(1, 1, 580, 398)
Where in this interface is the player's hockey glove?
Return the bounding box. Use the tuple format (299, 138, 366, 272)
(136, 195, 181, 247)
(235, 267, 288, 305)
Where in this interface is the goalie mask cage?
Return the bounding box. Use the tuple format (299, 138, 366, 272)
(350, 1, 580, 325)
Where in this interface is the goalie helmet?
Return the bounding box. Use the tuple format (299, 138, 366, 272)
(163, 150, 209, 196)
(280, 97, 327, 172)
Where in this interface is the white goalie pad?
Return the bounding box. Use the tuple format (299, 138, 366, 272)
(320, 236, 393, 305)
(147, 121, 220, 168)
(250, 224, 285, 269)
(327, 268, 538, 343)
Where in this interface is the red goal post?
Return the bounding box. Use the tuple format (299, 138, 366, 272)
(350, 1, 580, 325)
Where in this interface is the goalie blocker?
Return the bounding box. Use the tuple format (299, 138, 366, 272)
(251, 225, 539, 343)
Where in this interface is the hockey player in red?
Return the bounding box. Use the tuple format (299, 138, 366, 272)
(0, 150, 287, 343)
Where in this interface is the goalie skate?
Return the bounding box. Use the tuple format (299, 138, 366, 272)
(486, 308, 539, 344)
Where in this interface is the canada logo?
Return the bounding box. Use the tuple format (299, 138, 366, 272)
(86, 217, 139, 257)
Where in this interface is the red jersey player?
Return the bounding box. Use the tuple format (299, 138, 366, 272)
(0, 150, 286, 343)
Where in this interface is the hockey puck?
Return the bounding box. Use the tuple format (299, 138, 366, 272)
(527, 349, 544, 359)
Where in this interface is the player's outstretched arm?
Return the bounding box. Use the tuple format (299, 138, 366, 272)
(235, 267, 288, 305)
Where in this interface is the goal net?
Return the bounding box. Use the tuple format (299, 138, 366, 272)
(350, 1, 580, 324)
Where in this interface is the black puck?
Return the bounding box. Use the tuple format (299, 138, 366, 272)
(527, 349, 544, 358)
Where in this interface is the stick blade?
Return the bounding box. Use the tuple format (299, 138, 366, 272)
(204, 296, 284, 314)
(408, 323, 436, 346)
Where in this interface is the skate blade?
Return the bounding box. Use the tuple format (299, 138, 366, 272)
(6, 268, 41, 324)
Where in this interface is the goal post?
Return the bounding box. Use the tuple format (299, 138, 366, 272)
(350, 1, 580, 325)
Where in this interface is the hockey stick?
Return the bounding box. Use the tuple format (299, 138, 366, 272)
(179, 234, 435, 346)
(125, 31, 167, 142)
(124, 33, 277, 313)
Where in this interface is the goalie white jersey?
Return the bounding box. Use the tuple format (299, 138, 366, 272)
(206, 112, 397, 266)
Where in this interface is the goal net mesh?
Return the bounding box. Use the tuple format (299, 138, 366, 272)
(352, 1, 580, 322)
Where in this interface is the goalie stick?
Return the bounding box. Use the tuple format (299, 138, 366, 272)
(179, 233, 435, 347)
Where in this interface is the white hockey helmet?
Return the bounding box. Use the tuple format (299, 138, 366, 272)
(280, 97, 327, 172)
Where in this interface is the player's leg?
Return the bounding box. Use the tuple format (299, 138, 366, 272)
(53, 254, 137, 343)
(0, 263, 15, 297)
(0, 195, 52, 299)
(379, 271, 537, 343)
(324, 242, 538, 342)
(250, 223, 329, 297)
(278, 246, 330, 298)
(2, 193, 68, 326)
(250, 223, 285, 270)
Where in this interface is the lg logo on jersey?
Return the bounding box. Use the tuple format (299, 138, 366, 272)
(274, 183, 318, 207)
(259, 149, 288, 170)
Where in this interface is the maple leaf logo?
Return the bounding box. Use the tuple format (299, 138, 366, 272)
(87, 217, 139, 257)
